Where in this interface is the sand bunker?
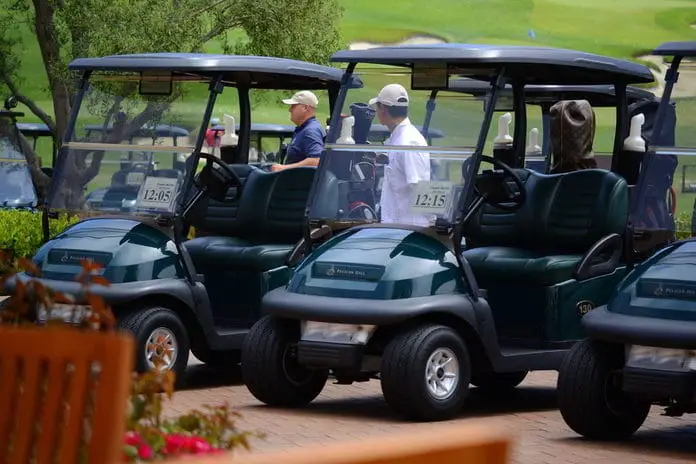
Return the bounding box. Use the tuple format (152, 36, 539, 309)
(349, 34, 446, 50)
(637, 54, 696, 98)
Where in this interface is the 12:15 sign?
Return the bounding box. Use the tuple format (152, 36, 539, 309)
(410, 181, 455, 214)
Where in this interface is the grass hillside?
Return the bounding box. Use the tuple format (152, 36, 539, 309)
(8, 0, 696, 174)
(11, 0, 696, 114)
(341, 0, 696, 58)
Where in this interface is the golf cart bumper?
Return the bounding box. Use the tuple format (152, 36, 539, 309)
(622, 367, 696, 402)
(297, 341, 364, 369)
(584, 307, 696, 402)
(582, 306, 696, 349)
(3, 272, 195, 307)
(262, 287, 476, 325)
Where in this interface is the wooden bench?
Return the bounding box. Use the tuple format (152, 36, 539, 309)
(169, 421, 511, 464)
(0, 325, 134, 464)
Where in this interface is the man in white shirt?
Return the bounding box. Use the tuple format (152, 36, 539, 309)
(369, 83, 431, 226)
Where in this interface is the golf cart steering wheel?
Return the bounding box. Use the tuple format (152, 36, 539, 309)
(474, 155, 526, 212)
(194, 152, 244, 201)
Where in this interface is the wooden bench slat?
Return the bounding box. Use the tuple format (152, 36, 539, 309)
(171, 422, 512, 464)
(0, 325, 134, 464)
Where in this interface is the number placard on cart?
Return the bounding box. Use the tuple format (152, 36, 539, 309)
(410, 181, 455, 214)
(136, 177, 178, 211)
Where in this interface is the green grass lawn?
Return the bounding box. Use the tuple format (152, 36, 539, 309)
(341, 0, 696, 57)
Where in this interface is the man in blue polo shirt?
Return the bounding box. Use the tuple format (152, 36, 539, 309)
(270, 90, 326, 172)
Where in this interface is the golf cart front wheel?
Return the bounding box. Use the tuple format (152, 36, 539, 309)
(117, 306, 190, 386)
(380, 324, 470, 421)
(557, 338, 650, 440)
(241, 315, 328, 407)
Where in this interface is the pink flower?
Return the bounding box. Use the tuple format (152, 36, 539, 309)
(137, 444, 154, 460)
(124, 431, 142, 447)
(189, 437, 213, 454)
(164, 433, 187, 454)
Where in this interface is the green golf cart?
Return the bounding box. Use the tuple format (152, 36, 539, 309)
(241, 43, 661, 421)
(557, 41, 696, 441)
(1, 52, 362, 383)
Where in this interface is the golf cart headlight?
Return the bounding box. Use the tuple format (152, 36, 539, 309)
(301, 321, 376, 345)
(687, 358, 696, 371)
(37, 303, 91, 324)
(627, 345, 696, 370)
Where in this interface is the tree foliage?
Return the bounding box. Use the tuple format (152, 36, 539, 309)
(0, 0, 345, 201)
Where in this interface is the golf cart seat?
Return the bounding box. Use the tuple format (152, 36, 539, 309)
(184, 166, 316, 272)
(151, 168, 184, 181)
(111, 167, 149, 186)
(463, 168, 628, 286)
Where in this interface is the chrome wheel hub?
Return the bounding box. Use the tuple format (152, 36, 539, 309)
(425, 347, 459, 400)
(146, 327, 178, 371)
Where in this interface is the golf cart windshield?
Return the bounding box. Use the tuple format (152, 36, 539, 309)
(635, 48, 696, 244)
(0, 115, 39, 208)
(308, 65, 485, 227)
(48, 72, 206, 217)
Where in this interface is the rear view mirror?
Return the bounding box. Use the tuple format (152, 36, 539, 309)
(139, 71, 173, 96)
(412, 63, 449, 90)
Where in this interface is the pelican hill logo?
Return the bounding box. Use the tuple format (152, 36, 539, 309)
(312, 262, 384, 281)
(47, 249, 112, 267)
(638, 279, 696, 301)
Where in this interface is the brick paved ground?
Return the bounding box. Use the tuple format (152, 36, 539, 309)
(165, 360, 696, 464)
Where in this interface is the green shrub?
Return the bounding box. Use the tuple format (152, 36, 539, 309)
(675, 211, 693, 241)
(0, 210, 80, 259)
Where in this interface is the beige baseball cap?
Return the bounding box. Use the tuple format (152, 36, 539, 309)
(282, 90, 319, 108)
(369, 83, 410, 108)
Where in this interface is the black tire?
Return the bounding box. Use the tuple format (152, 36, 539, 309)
(380, 324, 470, 421)
(241, 315, 327, 407)
(471, 371, 528, 395)
(117, 306, 190, 385)
(557, 338, 650, 440)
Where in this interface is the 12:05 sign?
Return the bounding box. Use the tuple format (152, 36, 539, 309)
(135, 177, 179, 211)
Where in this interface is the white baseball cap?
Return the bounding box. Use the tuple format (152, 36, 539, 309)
(369, 83, 410, 108)
(282, 90, 319, 108)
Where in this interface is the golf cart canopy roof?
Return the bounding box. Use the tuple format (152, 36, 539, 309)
(0, 110, 24, 119)
(331, 44, 654, 85)
(449, 78, 656, 106)
(652, 41, 696, 57)
(68, 53, 363, 89)
(17, 122, 52, 137)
